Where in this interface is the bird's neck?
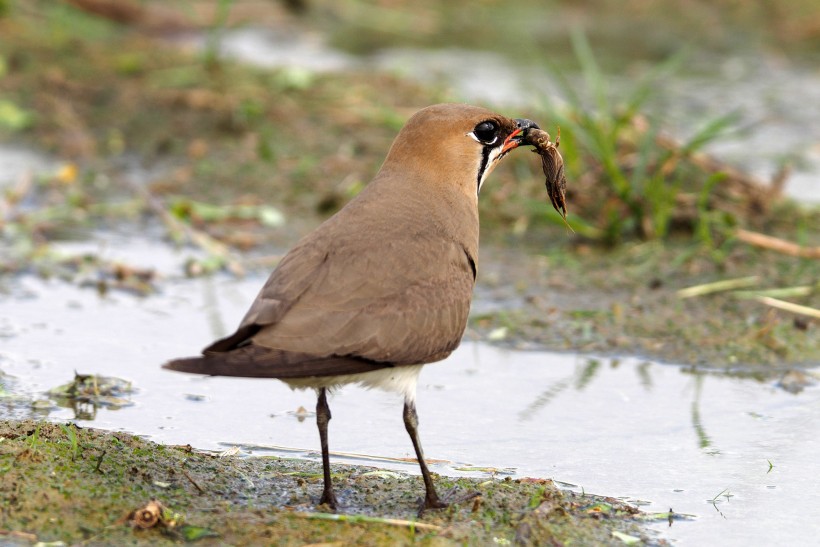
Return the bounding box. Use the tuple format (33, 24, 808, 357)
(369, 164, 480, 260)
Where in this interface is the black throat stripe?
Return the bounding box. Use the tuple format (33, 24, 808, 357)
(477, 145, 491, 194)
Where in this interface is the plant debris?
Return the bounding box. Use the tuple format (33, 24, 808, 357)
(735, 228, 820, 259)
(121, 499, 219, 541)
(47, 373, 135, 410)
(125, 499, 167, 529)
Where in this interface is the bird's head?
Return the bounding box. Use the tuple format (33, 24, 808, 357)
(380, 103, 539, 197)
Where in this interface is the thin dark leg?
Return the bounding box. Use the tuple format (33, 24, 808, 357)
(403, 399, 447, 510)
(316, 388, 337, 509)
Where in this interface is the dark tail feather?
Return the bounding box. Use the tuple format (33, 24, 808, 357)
(163, 356, 223, 376)
(204, 324, 261, 353)
(163, 345, 391, 379)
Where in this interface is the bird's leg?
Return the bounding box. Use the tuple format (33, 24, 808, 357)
(316, 388, 338, 510)
(403, 399, 447, 511)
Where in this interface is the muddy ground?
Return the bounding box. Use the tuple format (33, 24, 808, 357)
(0, 421, 673, 545)
(472, 232, 819, 372)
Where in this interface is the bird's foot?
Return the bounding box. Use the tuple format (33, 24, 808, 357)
(417, 495, 447, 517)
(417, 489, 480, 517)
(318, 490, 338, 512)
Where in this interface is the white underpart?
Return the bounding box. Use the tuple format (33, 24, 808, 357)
(282, 364, 424, 402)
(478, 145, 504, 193)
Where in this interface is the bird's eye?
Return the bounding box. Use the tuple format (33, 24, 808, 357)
(470, 120, 499, 145)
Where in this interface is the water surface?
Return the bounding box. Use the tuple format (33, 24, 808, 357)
(2, 233, 818, 546)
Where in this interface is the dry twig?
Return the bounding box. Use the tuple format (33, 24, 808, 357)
(755, 296, 820, 320)
(735, 229, 820, 259)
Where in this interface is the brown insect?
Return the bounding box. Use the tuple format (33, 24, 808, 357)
(522, 127, 569, 227)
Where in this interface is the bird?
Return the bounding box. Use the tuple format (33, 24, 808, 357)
(164, 103, 540, 512)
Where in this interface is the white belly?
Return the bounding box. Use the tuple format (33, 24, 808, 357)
(282, 364, 424, 402)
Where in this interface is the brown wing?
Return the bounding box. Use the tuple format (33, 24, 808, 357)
(201, 233, 330, 353)
(251, 230, 475, 365)
(165, 190, 476, 378)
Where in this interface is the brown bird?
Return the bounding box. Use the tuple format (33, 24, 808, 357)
(164, 103, 540, 511)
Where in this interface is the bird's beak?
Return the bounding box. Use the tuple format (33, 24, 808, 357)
(500, 118, 541, 155)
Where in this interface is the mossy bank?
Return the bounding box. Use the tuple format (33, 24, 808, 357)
(0, 421, 672, 545)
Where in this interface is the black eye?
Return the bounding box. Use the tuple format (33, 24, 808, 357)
(471, 120, 499, 144)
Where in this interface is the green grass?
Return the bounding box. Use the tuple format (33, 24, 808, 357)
(59, 423, 81, 461)
(536, 31, 739, 244)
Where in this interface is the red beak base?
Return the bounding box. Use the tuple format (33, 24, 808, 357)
(501, 128, 524, 154)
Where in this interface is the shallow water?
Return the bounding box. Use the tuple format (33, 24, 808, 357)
(1, 232, 819, 546)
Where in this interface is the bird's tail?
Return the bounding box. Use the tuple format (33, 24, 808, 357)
(163, 344, 391, 379)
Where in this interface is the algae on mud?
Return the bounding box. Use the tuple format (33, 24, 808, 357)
(471, 234, 820, 372)
(0, 421, 667, 545)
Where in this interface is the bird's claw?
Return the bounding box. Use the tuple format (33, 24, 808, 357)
(318, 491, 339, 512)
(416, 489, 480, 517)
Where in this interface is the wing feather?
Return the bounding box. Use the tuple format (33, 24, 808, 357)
(174, 182, 477, 378)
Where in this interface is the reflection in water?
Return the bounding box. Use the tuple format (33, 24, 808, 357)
(517, 376, 571, 421)
(708, 488, 733, 520)
(69, 400, 98, 421)
(574, 358, 601, 391)
(518, 357, 603, 420)
(636, 361, 653, 391)
(520, 357, 722, 452)
(203, 275, 229, 341)
(690, 375, 713, 451)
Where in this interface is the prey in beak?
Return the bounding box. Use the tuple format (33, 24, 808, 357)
(500, 118, 541, 156)
(475, 117, 544, 194)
